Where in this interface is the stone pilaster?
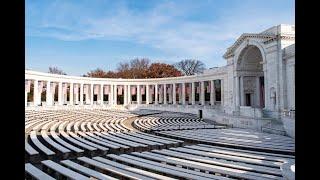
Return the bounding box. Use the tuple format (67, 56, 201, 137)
(191, 82, 195, 105)
(182, 83, 186, 105)
(155, 84, 158, 104)
(201, 81, 205, 105)
(58, 82, 63, 106)
(70, 83, 74, 105)
(80, 83, 83, 105)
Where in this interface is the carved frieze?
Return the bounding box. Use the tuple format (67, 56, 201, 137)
(243, 77, 256, 93)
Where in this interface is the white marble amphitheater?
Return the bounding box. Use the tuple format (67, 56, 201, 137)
(25, 24, 295, 179)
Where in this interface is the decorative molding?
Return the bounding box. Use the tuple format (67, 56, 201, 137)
(224, 33, 295, 59)
(223, 33, 276, 59)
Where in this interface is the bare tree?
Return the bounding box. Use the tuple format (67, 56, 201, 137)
(174, 59, 206, 75)
(48, 66, 67, 75)
(130, 58, 150, 70)
(115, 58, 150, 79)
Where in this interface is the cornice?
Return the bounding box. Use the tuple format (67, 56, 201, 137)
(25, 69, 227, 85)
(223, 33, 295, 59)
(223, 33, 276, 59)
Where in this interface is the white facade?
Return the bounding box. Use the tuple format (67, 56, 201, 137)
(25, 24, 295, 136)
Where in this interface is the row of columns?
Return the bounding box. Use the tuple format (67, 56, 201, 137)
(26, 80, 224, 107)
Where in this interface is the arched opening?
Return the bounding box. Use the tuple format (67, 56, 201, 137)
(237, 45, 265, 108)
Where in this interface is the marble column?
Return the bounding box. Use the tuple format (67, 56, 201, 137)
(110, 84, 114, 105)
(240, 76, 244, 106)
(100, 84, 104, 105)
(173, 83, 176, 105)
(80, 83, 84, 105)
(137, 85, 141, 104)
(221, 79, 224, 106)
(124, 85, 128, 105)
(114, 85, 117, 105)
(178, 84, 181, 104)
(46, 81, 51, 106)
(182, 83, 186, 105)
(168, 85, 172, 104)
(163, 84, 167, 104)
(255, 77, 261, 107)
(150, 85, 154, 103)
(151, 85, 154, 103)
(191, 82, 195, 105)
(70, 83, 74, 105)
(90, 84, 94, 105)
(201, 81, 205, 105)
(58, 82, 63, 105)
(146, 85, 150, 104)
(235, 76, 240, 107)
(188, 83, 192, 104)
(25, 91, 28, 106)
(160, 85, 164, 104)
(63, 84, 67, 104)
(74, 84, 79, 105)
(33, 80, 39, 106)
(155, 84, 158, 104)
(85, 85, 89, 104)
(127, 85, 131, 104)
(210, 80, 215, 106)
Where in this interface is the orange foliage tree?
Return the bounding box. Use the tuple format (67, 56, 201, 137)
(147, 63, 182, 78)
(84, 58, 183, 79)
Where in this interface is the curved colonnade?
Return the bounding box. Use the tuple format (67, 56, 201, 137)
(25, 108, 294, 180)
(25, 70, 225, 109)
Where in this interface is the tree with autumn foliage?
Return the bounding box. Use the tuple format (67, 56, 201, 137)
(84, 58, 183, 79)
(83, 68, 108, 78)
(147, 63, 182, 78)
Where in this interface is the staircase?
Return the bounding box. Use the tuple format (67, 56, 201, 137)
(261, 119, 286, 135)
(261, 110, 286, 135)
(262, 109, 280, 119)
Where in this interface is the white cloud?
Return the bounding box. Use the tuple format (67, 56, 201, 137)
(27, 0, 294, 67)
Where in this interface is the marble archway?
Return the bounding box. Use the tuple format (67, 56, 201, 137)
(236, 45, 265, 108)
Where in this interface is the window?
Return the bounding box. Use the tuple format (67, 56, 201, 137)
(245, 93, 251, 106)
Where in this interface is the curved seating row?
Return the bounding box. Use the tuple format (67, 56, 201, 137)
(157, 128, 295, 155)
(26, 143, 294, 179)
(25, 109, 183, 163)
(25, 108, 295, 179)
(133, 116, 224, 131)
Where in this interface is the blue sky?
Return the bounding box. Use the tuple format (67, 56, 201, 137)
(26, 0, 294, 76)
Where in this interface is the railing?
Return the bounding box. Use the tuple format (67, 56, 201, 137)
(282, 109, 295, 119)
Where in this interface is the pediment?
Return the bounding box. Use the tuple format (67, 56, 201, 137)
(223, 33, 275, 59)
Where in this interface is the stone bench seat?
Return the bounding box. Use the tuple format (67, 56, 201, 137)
(41, 130, 71, 154)
(78, 156, 154, 180)
(25, 163, 55, 180)
(30, 131, 55, 156)
(61, 160, 117, 180)
(69, 132, 108, 151)
(50, 131, 84, 153)
(97, 132, 146, 148)
(108, 153, 222, 180)
(41, 160, 89, 180)
(77, 131, 122, 150)
(59, 131, 97, 151)
(95, 156, 177, 180)
(25, 139, 39, 156)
